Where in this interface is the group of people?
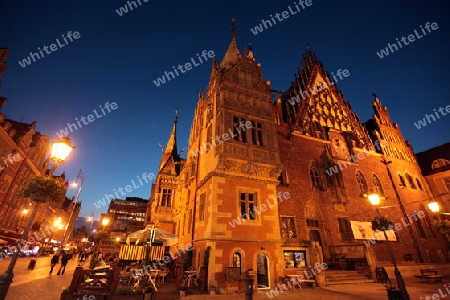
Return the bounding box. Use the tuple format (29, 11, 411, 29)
(78, 249, 91, 265)
(49, 251, 70, 275)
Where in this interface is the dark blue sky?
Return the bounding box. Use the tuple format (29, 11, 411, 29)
(1, 0, 449, 219)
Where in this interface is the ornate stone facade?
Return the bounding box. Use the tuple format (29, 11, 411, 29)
(149, 22, 449, 291)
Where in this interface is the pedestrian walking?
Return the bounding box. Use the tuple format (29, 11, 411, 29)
(49, 253, 59, 275)
(57, 253, 70, 275)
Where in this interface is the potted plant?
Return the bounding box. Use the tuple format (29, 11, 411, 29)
(209, 285, 217, 295)
(371, 215, 394, 231)
(433, 220, 450, 234)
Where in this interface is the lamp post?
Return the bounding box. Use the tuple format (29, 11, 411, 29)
(61, 169, 84, 246)
(380, 159, 423, 263)
(87, 213, 95, 242)
(0, 138, 74, 299)
(367, 193, 410, 300)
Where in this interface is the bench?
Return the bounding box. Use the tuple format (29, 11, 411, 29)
(414, 268, 445, 283)
(295, 271, 317, 289)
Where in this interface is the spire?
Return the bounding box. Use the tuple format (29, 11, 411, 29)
(158, 110, 180, 172)
(220, 17, 241, 68)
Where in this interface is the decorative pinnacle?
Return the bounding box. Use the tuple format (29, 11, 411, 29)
(231, 17, 237, 37)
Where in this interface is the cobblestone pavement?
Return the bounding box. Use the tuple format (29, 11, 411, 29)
(0, 255, 78, 300)
(1, 256, 448, 300)
(157, 276, 450, 300)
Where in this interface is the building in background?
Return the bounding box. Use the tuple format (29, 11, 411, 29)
(109, 197, 148, 236)
(0, 53, 81, 250)
(416, 143, 450, 215)
(97, 197, 148, 256)
(148, 21, 449, 291)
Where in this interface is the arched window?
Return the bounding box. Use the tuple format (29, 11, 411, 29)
(431, 159, 450, 170)
(405, 173, 417, 189)
(416, 178, 423, 190)
(355, 171, 368, 196)
(398, 174, 406, 187)
(372, 175, 384, 196)
(233, 252, 242, 274)
(309, 162, 322, 188)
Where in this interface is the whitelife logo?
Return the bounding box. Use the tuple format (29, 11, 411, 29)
(93, 172, 156, 209)
(250, 0, 313, 35)
(55, 102, 118, 138)
(153, 50, 215, 87)
(18, 31, 81, 68)
(190, 120, 253, 157)
(413, 104, 450, 129)
(376, 22, 439, 59)
(115, 0, 148, 16)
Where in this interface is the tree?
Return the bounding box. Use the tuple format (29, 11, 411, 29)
(0, 175, 66, 299)
(19, 175, 66, 202)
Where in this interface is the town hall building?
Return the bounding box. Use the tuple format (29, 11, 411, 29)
(146, 20, 448, 291)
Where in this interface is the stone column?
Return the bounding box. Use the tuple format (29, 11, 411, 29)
(364, 244, 377, 281)
(311, 241, 326, 287)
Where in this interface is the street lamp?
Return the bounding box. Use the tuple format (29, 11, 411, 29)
(61, 169, 84, 245)
(380, 159, 423, 263)
(367, 192, 410, 300)
(428, 202, 439, 213)
(428, 202, 441, 221)
(102, 218, 110, 228)
(48, 137, 74, 175)
(0, 138, 74, 299)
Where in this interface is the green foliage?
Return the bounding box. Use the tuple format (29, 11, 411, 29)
(433, 220, 450, 234)
(371, 215, 394, 231)
(19, 175, 65, 203)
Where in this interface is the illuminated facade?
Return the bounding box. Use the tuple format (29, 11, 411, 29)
(416, 143, 450, 217)
(149, 22, 449, 291)
(0, 59, 80, 247)
(107, 197, 148, 238)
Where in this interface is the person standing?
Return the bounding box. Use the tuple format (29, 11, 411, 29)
(57, 252, 70, 275)
(49, 253, 59, 275)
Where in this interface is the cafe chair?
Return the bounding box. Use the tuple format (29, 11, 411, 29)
(187, 271, 198, 288)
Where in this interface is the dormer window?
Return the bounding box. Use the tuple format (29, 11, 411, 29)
(431, 159, 450, 170)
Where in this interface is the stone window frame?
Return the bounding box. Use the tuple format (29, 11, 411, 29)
(372, 174, 384, 196)
(309, 162, 322, 189)
(355, 171, 368, 196)
(280, 216, 297, 239)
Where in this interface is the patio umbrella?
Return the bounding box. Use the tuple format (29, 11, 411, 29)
(0, 239, 7, 245)
(126, 225, 178, 246)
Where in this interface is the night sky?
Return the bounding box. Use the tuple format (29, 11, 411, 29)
(1, 0, 449, 219)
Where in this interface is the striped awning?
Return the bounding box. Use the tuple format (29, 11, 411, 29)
(118, 244, 165, 261)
